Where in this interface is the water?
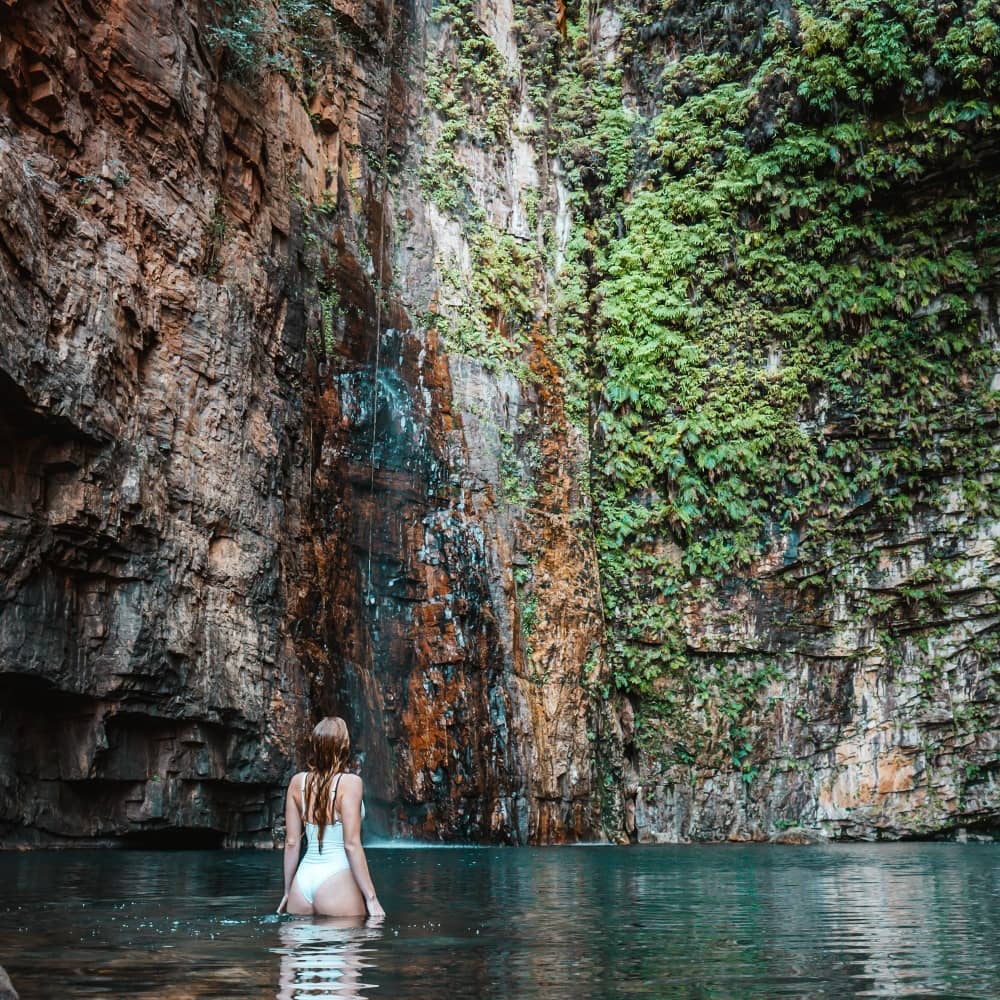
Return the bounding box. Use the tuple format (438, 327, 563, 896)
(1, 844, 998, 999)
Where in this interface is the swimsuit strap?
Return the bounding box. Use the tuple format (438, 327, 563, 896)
(331, 772, 343, 824)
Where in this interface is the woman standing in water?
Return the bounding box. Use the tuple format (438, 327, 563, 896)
(277, 717, 385, 919)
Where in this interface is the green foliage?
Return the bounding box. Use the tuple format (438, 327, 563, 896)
(499, 428, 541, 507)
(420, 0, 516, 216)
(319, 288, 341, 356)
(520, 594, 538, 636)
(428, 0, 516, 143)
(635, 658, 784, 774)
(204, 197, 229, 278)
(435, 225, 541, 377)
(592, 0, 1000, 698)
(277, 0, 345, 81)
(75, 173, 103, 207)
(419, 142, 474, 216)
(515, 0, 1000, 720)
(548, 225, 593, 428)
(204, 0, 274, 82)
(204, 0, 342, 86)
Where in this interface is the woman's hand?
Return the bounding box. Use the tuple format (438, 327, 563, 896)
(277, 894, 289, 915)
(366, 896, 385, 920)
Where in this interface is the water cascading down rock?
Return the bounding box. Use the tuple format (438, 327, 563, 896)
(0, 0, 618, 845)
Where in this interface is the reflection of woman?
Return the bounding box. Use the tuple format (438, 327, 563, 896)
(275, 917, 377, 1000)
(277, 718, 385, 919)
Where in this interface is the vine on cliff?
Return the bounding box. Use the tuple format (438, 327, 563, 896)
(592, 0, 1000, 699)
(509, 0, 1000, 790)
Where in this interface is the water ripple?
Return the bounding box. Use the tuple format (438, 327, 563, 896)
(0, 844, 997, 998)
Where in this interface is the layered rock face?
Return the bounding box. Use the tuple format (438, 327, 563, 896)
(0, 0, 318, 844)
(1, 0, 996, 848)
(0, 0, 616, 845)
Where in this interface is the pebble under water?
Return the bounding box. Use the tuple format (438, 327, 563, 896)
(1, 843, 998, 999)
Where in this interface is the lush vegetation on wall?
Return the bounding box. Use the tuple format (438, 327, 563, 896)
(205, 0, 377, 99)
(599, 0, 999, 687)
(510, 0, 1000, 776)
(417, 0, 548, 375)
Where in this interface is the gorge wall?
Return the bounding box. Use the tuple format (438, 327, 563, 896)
(0, 0, 615, 846)
(0, 0, 997, 846)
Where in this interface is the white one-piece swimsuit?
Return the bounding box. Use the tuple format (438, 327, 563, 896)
(293, 772, 365, 905)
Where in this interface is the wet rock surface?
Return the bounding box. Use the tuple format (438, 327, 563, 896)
(0, 0, 615, 845)
(1, 0, 995, 847)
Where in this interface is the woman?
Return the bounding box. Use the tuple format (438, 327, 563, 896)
(277, 717, 385, 919)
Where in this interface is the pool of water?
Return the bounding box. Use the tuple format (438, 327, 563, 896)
(1, 843, 998, 998)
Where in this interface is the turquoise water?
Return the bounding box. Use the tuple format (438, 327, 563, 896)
(1, 843, 998, 998)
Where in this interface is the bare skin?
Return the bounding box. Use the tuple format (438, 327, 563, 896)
(277, 771, 385, 920)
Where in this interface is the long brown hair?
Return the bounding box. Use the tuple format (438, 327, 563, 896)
(304, 716, 351, 850)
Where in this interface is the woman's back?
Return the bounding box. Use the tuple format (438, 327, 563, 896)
(278, 717, 383, 919)
(299, 772, 364, 861)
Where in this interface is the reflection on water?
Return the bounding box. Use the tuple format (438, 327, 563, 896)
(0, 844, 998, 998)
(276, 918, 380, 1000)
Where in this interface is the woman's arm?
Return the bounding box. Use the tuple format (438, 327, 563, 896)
(278, 773, 304, 913)
(339, 774, 385, 919)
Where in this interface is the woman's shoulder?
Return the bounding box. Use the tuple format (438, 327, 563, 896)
(288, 770, 308, 791)
(338, 772, 363, 791)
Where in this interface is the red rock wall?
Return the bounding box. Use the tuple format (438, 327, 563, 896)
(0, 0, 323, 844)
(0, 0, 620, 844)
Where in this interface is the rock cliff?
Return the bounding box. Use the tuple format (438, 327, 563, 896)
(0, 0, 997, 846)
(0, 0, 616, 845)
(527, 0, 1000, 842)
(0, 0, 318, 844)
